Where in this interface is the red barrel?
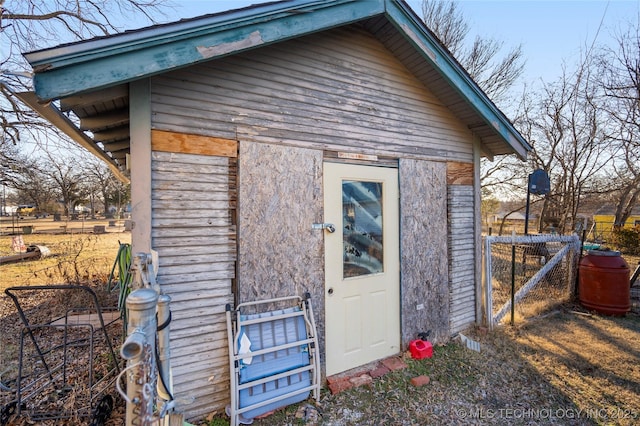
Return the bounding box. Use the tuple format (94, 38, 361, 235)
(579, 250, 630, 315)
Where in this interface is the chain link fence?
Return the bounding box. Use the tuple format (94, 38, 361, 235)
(588, 219, 640, 244)
(483, 235, 581, 326)
(632, 262, 640, 313)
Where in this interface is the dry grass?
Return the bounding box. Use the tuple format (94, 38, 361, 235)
(2, 228, 639, 425)
(1, 227, 129, 425)
(514, 309, 640, 421)
(228, 304, 640, 426)
(0, 227, 129, 290)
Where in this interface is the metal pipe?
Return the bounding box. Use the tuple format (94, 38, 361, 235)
(156, 294, 173, 402)
(574, 229, 587, 297)
(121, 330, 146, 360)
(524, 174, 531, 236)
(123, 288, 158, 426)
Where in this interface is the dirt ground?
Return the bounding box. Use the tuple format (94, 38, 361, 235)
(238, 303, 638, 426)
(1, 226, 638, 425)
(0, 222, 130, 425)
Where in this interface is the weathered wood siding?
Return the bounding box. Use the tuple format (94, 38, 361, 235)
(237, 142, 326, 355)
(447, 184, 477, 333)
(399, 159, 449, 344)
(151, 150, 236, 417)
(150, 25, 473, 163)
(146, 22, 479, 416)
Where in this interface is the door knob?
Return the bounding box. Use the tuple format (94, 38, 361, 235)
(312, 223, 335, 233)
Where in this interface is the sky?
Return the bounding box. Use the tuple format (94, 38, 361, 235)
(155, 0, 640, 92)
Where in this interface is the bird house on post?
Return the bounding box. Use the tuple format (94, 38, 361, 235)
(529, 169, 550, 196)
(525, 169, 550, 235)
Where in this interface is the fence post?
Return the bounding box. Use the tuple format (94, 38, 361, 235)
(484, 236, 494, 329)
(121, 288, 159, 426)
(510, 231, 516, 325)
(573, 232, 585, 297)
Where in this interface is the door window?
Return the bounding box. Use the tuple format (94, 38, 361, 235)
(342, 180, 383, 278)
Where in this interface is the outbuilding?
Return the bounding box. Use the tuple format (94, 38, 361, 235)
(18, 0, 530, 419)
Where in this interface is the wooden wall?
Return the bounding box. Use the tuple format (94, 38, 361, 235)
(150, 25, 473, 163)
(147, 23, 481, 419)
(151, 146, 236, 418)
(399, 159, 450, 344)
(447, 162, 477, 334)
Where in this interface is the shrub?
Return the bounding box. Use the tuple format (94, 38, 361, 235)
(611, 226, 640, 255)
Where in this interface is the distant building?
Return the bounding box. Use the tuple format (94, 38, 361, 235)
(591, 205, 640, 242)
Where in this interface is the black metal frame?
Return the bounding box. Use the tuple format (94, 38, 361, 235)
(2, 285, 122, 424)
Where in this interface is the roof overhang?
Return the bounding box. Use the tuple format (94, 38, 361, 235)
(21, 0, 530, 173)
(25, 0, 382, 101)
(14, 91, 130, 183)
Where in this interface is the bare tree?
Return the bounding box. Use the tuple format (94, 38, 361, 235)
(1, 0, 169, 150)
(422, 0, 528, 218)
(85, 157, 130, 215)
(596, 22, 640, 227)
(480, 153, 528, 197)
(0, 0, 168, 217)
(421, 0, 525, 104)
(0, 141, 22, 183)
(38, 152, 86, 216)
(11, 156, 56, 212)
(423, 1, 638, 238)
(519, 59, 615, 234)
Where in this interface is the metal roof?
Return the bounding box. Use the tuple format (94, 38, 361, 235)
(18, 0, 531, 181)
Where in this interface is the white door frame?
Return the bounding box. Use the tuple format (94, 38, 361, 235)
(323, 162, 400, 376)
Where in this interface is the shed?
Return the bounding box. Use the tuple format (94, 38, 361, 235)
(18, 0, 531, 419)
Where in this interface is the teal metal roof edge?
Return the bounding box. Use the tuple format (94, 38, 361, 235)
(25, 0, 336, 67)
(27, 0, 381, 101)
(24, 0, 530, 157)
(383, 0, 531, 158)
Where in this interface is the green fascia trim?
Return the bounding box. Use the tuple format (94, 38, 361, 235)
(28, 0, 529, 157)
(26, 0, 348, 68)
(384, 0, 531, 158)
(30, 0, 383, 101)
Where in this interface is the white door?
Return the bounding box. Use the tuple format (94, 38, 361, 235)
(323, 162, 400, 376)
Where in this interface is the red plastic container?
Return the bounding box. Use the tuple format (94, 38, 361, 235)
(409, 339, 433, 359)
(579, 250, 630, 316)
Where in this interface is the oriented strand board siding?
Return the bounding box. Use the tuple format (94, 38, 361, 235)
(237, 142, 326, 355)
(448, 184, 477, 333)
(150, 25, 473, 163)
(399, 159, 449, 344)
(151, 151, 235, 418)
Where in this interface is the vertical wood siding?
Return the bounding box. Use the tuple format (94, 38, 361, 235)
(150, 25, 473, 163)
(399, 159, 450, 344)
(447, 184, 477, 333)
(151, 151, 236, 417)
